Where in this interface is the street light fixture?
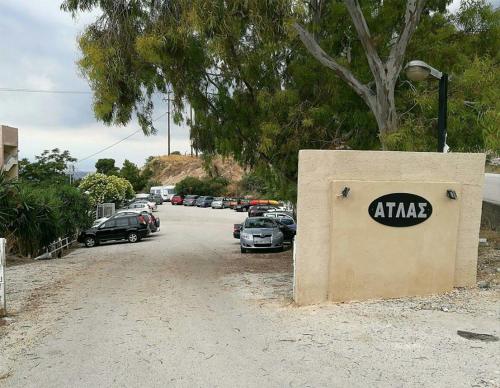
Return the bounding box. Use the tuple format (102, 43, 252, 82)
(404, 60, 449, 153)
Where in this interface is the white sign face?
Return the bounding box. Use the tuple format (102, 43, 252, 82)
(0, 238, 5, 315)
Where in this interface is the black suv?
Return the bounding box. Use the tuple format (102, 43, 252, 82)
(78, 214, 149, 248)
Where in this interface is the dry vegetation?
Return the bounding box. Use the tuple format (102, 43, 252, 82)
(147, 155, 244, 185)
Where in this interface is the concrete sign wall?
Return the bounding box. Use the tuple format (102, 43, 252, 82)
(294, 151, 485, 305)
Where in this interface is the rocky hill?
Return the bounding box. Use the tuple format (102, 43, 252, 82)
(147, 154, 245, 185)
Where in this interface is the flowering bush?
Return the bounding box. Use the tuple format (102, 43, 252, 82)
(79, 173, 134, 206)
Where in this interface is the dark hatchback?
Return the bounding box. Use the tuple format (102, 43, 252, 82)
(196, 196, 214, 207)
(235, 199, 251, 212)
(78, 214, 149, 248)
(183, 195, 199, 206)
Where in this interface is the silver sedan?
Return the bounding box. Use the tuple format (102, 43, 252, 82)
(239, 217, 284, 253)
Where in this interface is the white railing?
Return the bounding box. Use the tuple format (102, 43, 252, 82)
(0, 238, 6, 317)
(34, 235, 77, 260)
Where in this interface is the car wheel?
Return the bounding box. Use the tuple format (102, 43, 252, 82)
(128, 232, 139, 243)
(84, 236, 96, 248)
(240, 246, 247, 254)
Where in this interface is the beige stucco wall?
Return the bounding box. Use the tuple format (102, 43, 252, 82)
(1, 125, 18, 147)
(0, 125, 19, 179)
(294, 150, 485, 305)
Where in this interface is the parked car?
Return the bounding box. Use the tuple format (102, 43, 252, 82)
(78, 213, 149, 247)
(276, 218, 296, 241)
(233, 223, 242, 239)
(126, 202, 151, 213)
(196, 196, 214, 207)
(134, 199, 157, 211)
(116, 209, 160, 233)
(211, 197, 226, 209)
(229, 198, 240, 209)
(183, 195, 199, 206)
(248, 205, 278, 217)
(263, 211, 295, 221)
(235, 199, 251, 212)
(171, 195, 184, 205)
(223, 198, 232, 208)
(149, 194, 164, 205)
(239, 217, 284, 253)
(265, 214, 296, 241)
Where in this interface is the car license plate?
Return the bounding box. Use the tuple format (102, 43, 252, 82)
(254, 237, 271, 244)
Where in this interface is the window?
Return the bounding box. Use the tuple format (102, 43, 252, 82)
(129, 217, 138, 225)
(115, 218, 129, 227)
(278, 218, 294, 225)
(101, 220, 116, 228)
(245, 218, 276, 229)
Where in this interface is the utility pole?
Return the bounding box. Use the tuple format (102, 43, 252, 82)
(167, 90, 171, 155)
(190, 106, 193, 157)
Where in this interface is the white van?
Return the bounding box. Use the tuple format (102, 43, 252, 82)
(150, 185, 176, 202)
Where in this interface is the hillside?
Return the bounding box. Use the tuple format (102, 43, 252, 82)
(147, 154, 245, 185)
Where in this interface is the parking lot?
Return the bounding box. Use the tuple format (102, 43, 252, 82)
(1, 204, 499, 387)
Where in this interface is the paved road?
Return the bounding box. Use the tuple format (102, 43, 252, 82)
(1, 204, 499, 387)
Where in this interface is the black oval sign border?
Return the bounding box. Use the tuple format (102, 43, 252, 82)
(368, 193, 433, 227)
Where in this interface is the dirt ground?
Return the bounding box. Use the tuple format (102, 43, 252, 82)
(0, 205, 499, 387)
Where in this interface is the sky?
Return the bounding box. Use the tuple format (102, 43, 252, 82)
(0, 0, 497, 172)
(0, 1, 192, 172)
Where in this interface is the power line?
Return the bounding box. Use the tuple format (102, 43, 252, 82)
(77, 111, 169, 164)
(0, 87, 92, 95)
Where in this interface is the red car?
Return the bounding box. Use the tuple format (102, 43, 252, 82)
(171, 195, 184, 205)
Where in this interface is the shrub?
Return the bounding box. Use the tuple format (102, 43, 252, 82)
(79, 173, 134, 207)
(175, 176, 229, 196)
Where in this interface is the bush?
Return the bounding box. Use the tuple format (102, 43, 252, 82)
(0, 171, 93, 257)
(175, 176, 229, 196)
(79, 173, 134, 207)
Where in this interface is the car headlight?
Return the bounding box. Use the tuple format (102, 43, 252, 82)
(274, 231, 283, 239)
(241, 233, 253, 240)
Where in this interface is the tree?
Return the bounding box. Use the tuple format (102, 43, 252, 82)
(95, 158, 119, 175)
(19, 148, 76, 185)
(78, 173, 134, 207)
(62, 0, 499, 202)
(120, 159, 153, 192)
(294, 0, 426, 144)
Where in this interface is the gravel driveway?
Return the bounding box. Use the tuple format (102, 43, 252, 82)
(0, 204, 499, 387)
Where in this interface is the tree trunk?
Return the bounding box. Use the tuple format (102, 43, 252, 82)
(295, 0, 426, 148)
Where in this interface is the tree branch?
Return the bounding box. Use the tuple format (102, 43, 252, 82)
(344, 0, 384, 77)
(387, 0, 426, 82)
(293, 22, 373, 106)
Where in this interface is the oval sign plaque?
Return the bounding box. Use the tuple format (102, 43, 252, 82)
(368, 193, 433, 227)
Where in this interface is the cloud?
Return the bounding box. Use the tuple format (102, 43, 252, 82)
(0, 0, 191, 171)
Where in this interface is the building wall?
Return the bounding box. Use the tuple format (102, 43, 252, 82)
(294, 150, 485, 305)
(0, 125, 19, 179)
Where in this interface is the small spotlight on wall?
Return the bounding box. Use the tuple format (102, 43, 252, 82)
(446, 190, 457, 200)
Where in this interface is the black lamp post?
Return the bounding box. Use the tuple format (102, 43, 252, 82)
(405, 60, 448, 153)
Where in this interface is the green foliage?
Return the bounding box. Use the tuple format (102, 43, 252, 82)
(19, 148, 76, 185)
(78, 173, 134, 207)
(95, 158, 119, 175)
(170, 151, 181, 155)
(0, 170, 92, 257)
(174, 176, 229, 197)
(120, 159, 154, 192)
(62, 0, 500, 202)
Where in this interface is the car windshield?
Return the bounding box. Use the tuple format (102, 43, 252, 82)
(245, 218, 276, 229)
